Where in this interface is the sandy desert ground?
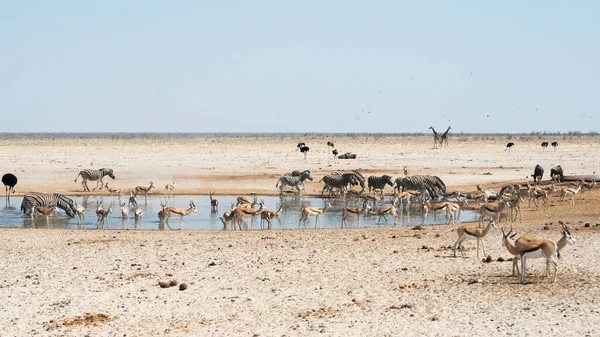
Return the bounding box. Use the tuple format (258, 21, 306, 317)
(0, 133, 599, 336)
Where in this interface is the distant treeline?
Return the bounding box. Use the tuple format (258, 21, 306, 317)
(0, 131, 597, 140)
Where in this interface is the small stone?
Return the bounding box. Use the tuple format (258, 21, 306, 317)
(158, 281, 171, 288)
(584, 223, 590, 227)
(393, 250, 399, 254)
(483, 255, 492, 263)
(179, 283, 187, 291)
(497, 257, 505, 262)
(543, 226, 550, 230)
(431, 315, 439, 321)
(208, 262, 217, 266)
(169, 280, 178, 287)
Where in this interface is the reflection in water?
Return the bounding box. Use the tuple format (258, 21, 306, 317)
(0, 195, 479, 230)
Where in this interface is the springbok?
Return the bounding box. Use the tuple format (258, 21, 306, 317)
(96, 204, 112, 228)
(120, 203, 129, 219)
(209, 192, 219, 212)
(75, 203, 85, 225)
(134, 181, 155, 203)
(260, 203, 283, 230)
(232, 201, 265, 230)
(478, 199, 510, 227)
(33, 204, 57, 226)
(501, 227, 521, 276)
(369, 205, 399, 225)
(162, 200, 197, 230)
(299, 202, 332, 229)
(559, 181, 583, 205)
(165, 181, 176, 197)
(105, 183, 123, 199)
(454, 219, 498, 258)
(341, 201, 370, 228)
(510, 224, 576, 284)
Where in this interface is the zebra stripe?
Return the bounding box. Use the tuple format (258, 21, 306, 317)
(320, 174, 358, 196)
(291, 170, 310, 176)
(394, 175, 446, 197)
(20, 192, 77, 217)
(330, 171, 365, 190)
(74, 168, 115, 191)
(276, 171, 313, 194)
(367, 175, 393, 194)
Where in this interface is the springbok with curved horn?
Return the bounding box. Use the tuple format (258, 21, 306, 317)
(260, 202, 283, 230)
(299, 201, 332, 229)
(162, 200, 197, 230)
(454, 219, 498, 258)
(232, 200, 265, 230)
(513, 223, 576, 284)
(501, 227, 521, 276)
(134, 181, 155, 203)
(341, 201, 370, 228)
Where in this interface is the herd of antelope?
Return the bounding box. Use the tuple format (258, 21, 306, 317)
(26, 163, 594, 284)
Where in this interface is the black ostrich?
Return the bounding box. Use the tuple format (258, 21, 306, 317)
(551, 141, 559, 152)
(300, 145, 310, 159)
(327, 141, 335, 148)
(2, 173, 18, 203)
(541, 141, 548, 151)
(332, 149, 338, 158)
(505, 142, 515, 152)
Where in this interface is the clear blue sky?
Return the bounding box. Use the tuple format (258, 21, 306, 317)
(1, 1, 598, 133)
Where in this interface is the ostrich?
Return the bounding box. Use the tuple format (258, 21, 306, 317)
(297, 142, 306, 150)
(505, 142, 515, 152)
(332, 149, 338, 158)
(2, 173, 18, 204)
(541, 141, 548, 151)
(552, 141, 559, 152)
(327, 141, 335, 148)
(300, 145, 310, 159)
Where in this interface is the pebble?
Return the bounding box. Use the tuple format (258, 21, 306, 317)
(179, 283, 187, 291)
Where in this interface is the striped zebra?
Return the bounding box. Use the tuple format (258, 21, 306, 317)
(367, 175, 394, 195)
(281, 170, 311, 192)
(276, 171, 313, 195)
(394, 175, 446, 198)
(20, 192, 77, 218)
(74, 168, 116, 191)
(291, 170, 310, 176)
(320, 173, 358, 197)
(331, 171, 365, 192)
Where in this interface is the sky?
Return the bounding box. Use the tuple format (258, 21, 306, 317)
(1, 1, 598, 133)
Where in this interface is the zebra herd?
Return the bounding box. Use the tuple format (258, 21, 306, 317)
(276, 170, 447, 200)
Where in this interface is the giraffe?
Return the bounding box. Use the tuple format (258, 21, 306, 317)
(439, 126, 451, 147)
(428, 127, 440, 149)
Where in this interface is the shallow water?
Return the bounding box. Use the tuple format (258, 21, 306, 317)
(0, 195, 479, 230)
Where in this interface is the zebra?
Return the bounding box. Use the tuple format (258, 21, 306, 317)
(291, 170, 310, 176)
(330, 171, 365, 192)
(367, 175, 394, 195)
(20, 192, 77, 218)
(276, 171, 313, 195)
(74, 168, 116, 191)
(320, 174, 358, 197)
(394, 175, 446, 198)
